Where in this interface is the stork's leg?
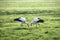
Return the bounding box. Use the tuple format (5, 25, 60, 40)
(31, 23, 32, 26)
(27, 24, 29, 27)
(21, 23, 23, 26)
(36, 24, 38, 28)
(38, 23, 40, 27)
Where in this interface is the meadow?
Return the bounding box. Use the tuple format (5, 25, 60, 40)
(0, 8, 60, 40)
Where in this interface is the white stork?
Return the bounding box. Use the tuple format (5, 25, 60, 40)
(31, 17, 44, 28)
(14, 17, 29, 27)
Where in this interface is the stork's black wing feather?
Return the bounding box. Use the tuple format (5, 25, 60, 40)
(37, 19, 44, 23)
(14, 18, 22, 22)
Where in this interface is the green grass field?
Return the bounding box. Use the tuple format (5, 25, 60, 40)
(0, 0, 60, 40)
(0, 8, 60, 40)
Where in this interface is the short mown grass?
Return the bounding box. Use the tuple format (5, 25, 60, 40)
(0, 9, 60, 40)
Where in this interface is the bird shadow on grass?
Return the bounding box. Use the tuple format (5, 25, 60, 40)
(13, 27, 35, 30)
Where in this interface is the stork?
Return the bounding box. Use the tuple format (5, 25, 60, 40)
(31, 17, 44, 28)
(14, 17, 29, 27)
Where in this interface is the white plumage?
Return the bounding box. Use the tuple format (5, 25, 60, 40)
(14, 17, 44, 28)
(14, 17, 29, 27)
(19, 17, 27, 24)
(19, 17, 26, 22)
(31, 18, 40, 24)
(31, 17, 44, 27)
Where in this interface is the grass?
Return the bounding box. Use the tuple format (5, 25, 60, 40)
(0, 9, 60, 40)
